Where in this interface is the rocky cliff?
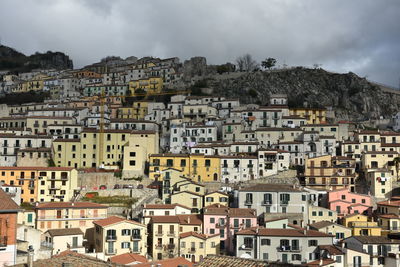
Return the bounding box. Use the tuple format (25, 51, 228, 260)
(0, 45, 73, 72)
(192, 67, 400, 121)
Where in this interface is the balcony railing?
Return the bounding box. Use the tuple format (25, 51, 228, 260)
(48, 185, 61, 190)
(167, 231, 175, 237)
(244, 200, 253, 205)
(261, 200, 272, 206)
(155, 231, 163, 236)
(189, 247, 196, 253)
(277, 246, 301, 252)
(106, 235, 117, 241)
(216, 223, 226, 228)
(165, 244, 175, 250)
(280, 200, 289, 205)
(131, 234, 141, 240)
(239, 244, 253, 250)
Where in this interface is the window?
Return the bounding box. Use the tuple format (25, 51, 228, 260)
(205, 159, 211, 167)
(220, 229, 225, 238)
(181, 241, 186, 248)
(180, 159, 186, 167)
(308, 240, 318, 246)
(243, 237, 253, 248)
(292, 254, 301, 261)
(121, 242, 130, 249)
(121, 229, 131, 236)
(261, 239, 270, 246)
(130, 152, 136, 157)
(129, 160, 136, 166)
(210, 217, 215, 223)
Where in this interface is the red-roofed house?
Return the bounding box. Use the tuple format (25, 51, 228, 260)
(109, 252, 148, 265)
(179, 231, 219, 263)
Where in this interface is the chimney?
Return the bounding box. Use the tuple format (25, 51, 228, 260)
(27, 246, 34, 267)
(71, 202, 75, 206)
(319, 258, 323, 265)
(303, 229, 307, 235)
(187, 216, 190, 224)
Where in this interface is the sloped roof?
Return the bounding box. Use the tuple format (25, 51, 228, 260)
(237, 227, 333, 237)
(35, 202, 107, 209)
(0, 188, 20, 212)
(109, 253, 148, 265)
(93, 216, 144, 227)
(46, 228, 83, 237)
(196, 255, 268, 267)
(134, 257, 193, 267)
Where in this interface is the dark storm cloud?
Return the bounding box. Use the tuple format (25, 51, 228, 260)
(0, 0, 399, 86)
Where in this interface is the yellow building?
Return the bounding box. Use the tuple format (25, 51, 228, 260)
(342, 214, 382, 236)
(179, 232, 219, 263)
(204, 191, 229, 207)
(35, 201, 108, 233)
(149, 154, 220, 182)
(289, 107, 327, 124)
(0, 167, 78, 203)
(361, 151, 398, 171)
(161, 168, 205, 213)
(117, 101, 150, 120)
(53, 129, 159, 170)
(93, 216, 147, 257)
(26, 116, 74, 135)
(129, 76, 163, 95)
(149, 214, 202, 260)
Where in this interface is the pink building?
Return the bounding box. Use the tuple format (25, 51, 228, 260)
(203, 204, 257, 254)
(327, 188, 372, 217)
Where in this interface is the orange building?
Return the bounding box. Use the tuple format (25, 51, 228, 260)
(0, 189, 20, 266)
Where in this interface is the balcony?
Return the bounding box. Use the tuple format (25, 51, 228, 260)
(48, 185, 61, 190)
(106, 235, 117, 241)
(244, 200, 253, 205)
(247, 164, 254, 168)
(280, 200, 289, 205)
(239, 244, 253, 250)
(155, 231, 163, 237)
(189, 247, 196, 253)
(216, 223, 226, 228)
(231, 224, 241, 229)
(167, 231, 175, 237)
(40, 241, 53, 248)
(155, 244, 163, 250)
(131, 234, 141, 240)
(165, 244, 175, 250)
(261, 200, 272, 206)
(105, 248, 117, 255)
(277, 246, 301, 252)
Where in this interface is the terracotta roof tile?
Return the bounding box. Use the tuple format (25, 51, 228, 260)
(46, 228, 83, 236)
(134, 257, 193, 267)
(110, 253, 148, 265)
(237, 227, 333, 237)
(0, 188, 20, 212)
(93, 216, 144, 227)
(197, 255, 268, 267)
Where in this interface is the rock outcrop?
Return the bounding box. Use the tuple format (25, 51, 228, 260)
(0, 45, 73, 72)
(190, 67, 400, 121)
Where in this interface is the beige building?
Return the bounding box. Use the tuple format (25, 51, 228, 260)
(308, 205, 338, 224)
(93, 216, 147, 257)
(366, 169, 392, 199)
(179, 231, 219, 263)
(309, 221, 352, 243)
(149, 214, 202, 260)
(35, 202, 108, 233)
(204, 191, 229, 207)
(43, 228, 85, 254)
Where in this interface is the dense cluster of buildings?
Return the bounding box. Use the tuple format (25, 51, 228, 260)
(0, 58, 400, 266)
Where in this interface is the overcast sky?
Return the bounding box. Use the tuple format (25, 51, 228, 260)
(0, 0, 399, 87)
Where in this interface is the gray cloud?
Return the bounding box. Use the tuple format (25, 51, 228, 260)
(0, 0, 399, 87)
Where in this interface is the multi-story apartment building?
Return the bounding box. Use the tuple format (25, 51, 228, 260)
(344, 236, 400, 266)
(35, 202, 108, 233)
(327, 188, 372, 217)
(238, 184, 315, 226)
(257, 149, 290, 177)
(203, 204, 257, 254)
(342, 214, 382, 236)
(93, 216, 147, 257)
(148, 214, 202, 260)
(53, 129, 159, 170)
(366, 169, 392, 199)
(303, 155, 357, 192)
(235, 226, 334, 264)
(179, 231, 219, 263)
(220, 155, 258, 183)
(0, 189, 20, 267)
(289, 107, 327, 124)
(169, 123, 218, 153)
(141, 204, 192, 224)
(0, 133, 52, 166)
(149, 154, 220, 182)
(0, 167, 78, 203)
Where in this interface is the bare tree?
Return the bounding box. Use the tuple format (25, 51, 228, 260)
(236, 54, 258, 72)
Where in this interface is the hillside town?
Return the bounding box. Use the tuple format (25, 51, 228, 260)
(0, 55, 400, 267)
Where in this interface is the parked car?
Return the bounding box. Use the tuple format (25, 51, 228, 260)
(122, 184, 134, 189)
(137, 184, 144, 189)
(114, 184, 121, 189)
(99, 185, 107, 190)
